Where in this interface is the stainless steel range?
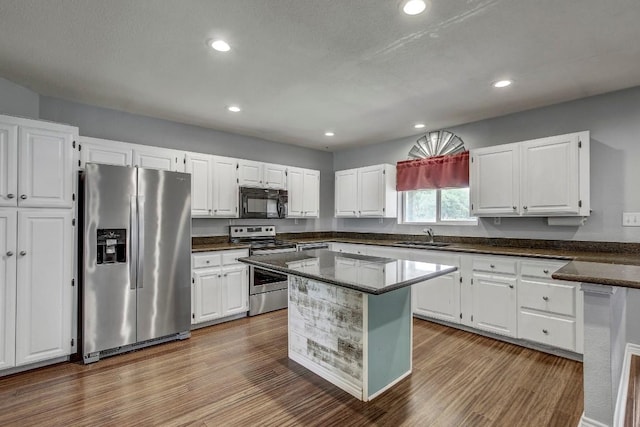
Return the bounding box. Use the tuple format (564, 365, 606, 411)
(230, 226, 297, 316)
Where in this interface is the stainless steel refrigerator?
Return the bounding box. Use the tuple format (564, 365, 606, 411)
(80, 163, 191, 363)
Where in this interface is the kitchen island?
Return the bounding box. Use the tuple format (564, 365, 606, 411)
(239, 249, 457, 401)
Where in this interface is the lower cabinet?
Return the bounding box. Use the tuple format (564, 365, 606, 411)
(1, 208, 74, 372)
(471, 272, 517, 337)
(413, 252, 461, 324)
(191, 249, 249, 325)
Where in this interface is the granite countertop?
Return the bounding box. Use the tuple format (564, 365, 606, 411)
(238, 249, 457, 295)
(552, 261, 640, 288)
(192, 242, 250, 253)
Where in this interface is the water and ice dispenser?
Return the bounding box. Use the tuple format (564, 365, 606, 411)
(96, 229, 127, 264)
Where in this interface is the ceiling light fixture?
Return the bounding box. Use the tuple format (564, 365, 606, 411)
(403, 0, 427, 15)
(209, 39, 231, 52)
(414, 123, 426, 129)
(325, 132, 335, 137)
(227, 105, 241, 112)
(493, 79, 512, 88)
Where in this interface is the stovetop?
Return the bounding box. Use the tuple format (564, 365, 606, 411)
(229, 225, 296, 250)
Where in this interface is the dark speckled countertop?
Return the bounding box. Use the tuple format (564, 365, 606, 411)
(192, 233, 640, 288)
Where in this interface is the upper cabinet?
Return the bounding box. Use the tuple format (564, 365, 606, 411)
(0, 115, 77, 209)
(132, 145, 185, 172)
(287, 167, 320, 218)
(470, 131, 590, 217)
(79, 136, 133, 168)
(186, 153, 239, 218)
(238, 160, 287, 189)
(335, 164, 397, 218)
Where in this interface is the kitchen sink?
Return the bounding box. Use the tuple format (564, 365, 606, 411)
(394, 241, 450, 247)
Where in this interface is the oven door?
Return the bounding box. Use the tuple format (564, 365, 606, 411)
(250, 266, 288, 295)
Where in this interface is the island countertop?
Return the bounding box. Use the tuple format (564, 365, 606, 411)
(238, 249, 457, 295)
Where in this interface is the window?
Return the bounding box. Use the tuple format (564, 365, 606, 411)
(403, 188, 476, 224)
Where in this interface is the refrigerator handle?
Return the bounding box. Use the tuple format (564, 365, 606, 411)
(137, 195, 145, 289)
(129, 195, 138, 290)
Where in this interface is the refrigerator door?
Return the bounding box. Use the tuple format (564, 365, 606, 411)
(83, 164, 138, 354)
(136, 168, 191, 341)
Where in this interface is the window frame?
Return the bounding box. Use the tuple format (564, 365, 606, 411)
(398, 188, 478, 226)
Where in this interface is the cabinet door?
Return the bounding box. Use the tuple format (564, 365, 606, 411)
(212, 156, 239, 217)
(358, 165, 384, 217)
(79, 137, 133, 168)
(238, 160, 263, 187)
(264, 164, 287, 189)
(0, 210, 17, 369)
(18, 126, 74, 208)
(521, 135, 580, 215)
(221, 265, 248, 316)
(472, 273, 517, 337)
(302, 169, 320, 217)
(287, 167, 304, 217)
(193, 268, 223, 323)
(133, 146, 183, 172)
(414, 272, 461, 323)
(335, 169, 358, 217)
(0, 123, 18, 207)
(15, 210, 72, 366)
(470, 143, 519, 216)
(185, 152, 213, 217)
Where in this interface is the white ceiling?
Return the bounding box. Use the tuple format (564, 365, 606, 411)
(1, 0, 639, 151)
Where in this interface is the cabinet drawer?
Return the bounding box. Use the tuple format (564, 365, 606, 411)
(520, 260, 567, 279)
(472, 257, 517, 275)
(519, 311, 576, 352)
(222, 249, 249, 265)
(193, 253, 222, 268)
(518, 279, 576, 316)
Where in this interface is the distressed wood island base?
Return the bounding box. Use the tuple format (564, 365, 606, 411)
(288, 276, 412, 401)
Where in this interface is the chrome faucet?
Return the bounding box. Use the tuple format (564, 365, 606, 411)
(423, 227, 434, 243)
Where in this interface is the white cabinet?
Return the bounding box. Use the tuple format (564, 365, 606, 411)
(79, 136, 133, 168)
(0, 123, 18, 208)
(470, 131, 590, 217)
(212, 156, 239, 218)
(133, 145, 185, 172)
(185, 152, 213, 217)
(238, 160, 287, 189)
(470, 257, 517, 337)
(191, 249, 248, 325)
(470, 143, 519, 216)
(0, 119, 76, 209)
(413, 252, 461, 324)
(0, 210, 17, 370)
(14, 210, 73, 366)
(517, 260, 583, 353)
(287, 167, 320, 218)
(335, 164, 397, 218)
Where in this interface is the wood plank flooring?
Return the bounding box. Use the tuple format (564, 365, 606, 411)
(0, 311, 583, 426)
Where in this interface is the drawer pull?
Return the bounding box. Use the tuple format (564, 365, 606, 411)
(542, 296, 549, 301)
(206, 260, 210, 264)
(543, 269, 549, 274)
(542, 329, 548, 334)
(508, 284, 514, 289)
(490, 264, 495, 268)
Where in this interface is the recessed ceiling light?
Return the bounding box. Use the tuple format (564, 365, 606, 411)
(414, 123, 426, 129)
(403, 0, 427, 15)
(493, 80, 512, 88)
(209, 39, 231, 52)
(325, 132, 335, 137)
(227, 105, 241, 112)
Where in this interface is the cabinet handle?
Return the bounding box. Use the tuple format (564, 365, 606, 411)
(218, 274, 222, 278)
(205, 260, 210, 264)
(214, 209, 217, 213)
(512, 206, 516, 210)
(6, 251, 13, 257)
(20, 250, 27, 256)
(20, 194, 27, 200)
(542, 296, 549, 301)
(543, 269, 549, 274)
(490, 264, 495, 268)
(542, 329, 548, 334)
(523, 206, 528, 210)
(224, 273, 228, 277)
(508, 284, 514, 289)
(7, 193, 15, 199)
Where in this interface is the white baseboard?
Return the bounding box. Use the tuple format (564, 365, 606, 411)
(580, 413, 610, 427)
(613, 343, 640, 426)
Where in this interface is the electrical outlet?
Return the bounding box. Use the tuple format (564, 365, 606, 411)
(622, 212, 640, 227)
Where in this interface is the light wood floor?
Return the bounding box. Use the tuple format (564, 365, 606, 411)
(0, 311, 583, 426)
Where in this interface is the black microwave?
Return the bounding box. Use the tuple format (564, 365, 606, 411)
(239, 187, 288, 219)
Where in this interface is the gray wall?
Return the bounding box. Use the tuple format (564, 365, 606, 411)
(334, 86, 640, 243)
(0, 77, 39, 119)
(36, 97, 335, 236)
